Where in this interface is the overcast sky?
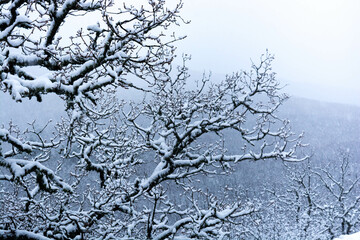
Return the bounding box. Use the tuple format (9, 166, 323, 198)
(172, 0, 360, 106)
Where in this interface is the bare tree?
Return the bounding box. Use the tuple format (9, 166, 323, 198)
(0, 1, 306, 239)
(313, 150, 360, 238)
(240, 150, 360, 240)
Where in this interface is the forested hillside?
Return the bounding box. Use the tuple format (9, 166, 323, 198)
(2, 87, 359, 239)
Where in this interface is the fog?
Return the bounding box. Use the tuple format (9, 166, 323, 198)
(173, 0, 360, 106)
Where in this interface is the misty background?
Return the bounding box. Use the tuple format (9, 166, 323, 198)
(172, 0, 360, 106)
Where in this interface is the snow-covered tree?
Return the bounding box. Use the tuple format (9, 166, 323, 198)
(314, 150, 360, 238)
(0, 1, 306, 239)
(239, 150, 360, 240)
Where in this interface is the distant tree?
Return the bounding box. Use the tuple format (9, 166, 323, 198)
(0, 0, 306, 239)
(313, 150, 360, 238)
(241, 150, 360, 240)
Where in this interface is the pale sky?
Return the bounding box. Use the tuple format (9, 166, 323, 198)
(172, 0, 360, 106)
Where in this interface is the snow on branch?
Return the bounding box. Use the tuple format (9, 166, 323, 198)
(0, 1, 308, 239)
(0, 0, 185, 104)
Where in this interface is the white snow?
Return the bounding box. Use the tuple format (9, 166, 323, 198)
(87, 23, 102, 33)
(335, 232, 360, 240)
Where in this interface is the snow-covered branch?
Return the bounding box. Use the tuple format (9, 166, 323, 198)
(0, 1, 309, 239)
(1, 0, 185, 104)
